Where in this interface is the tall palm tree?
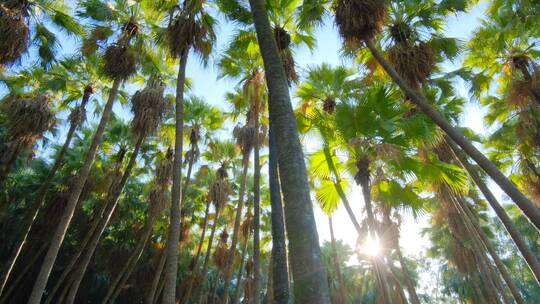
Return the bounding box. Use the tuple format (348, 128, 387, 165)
(161, 4, 216, 302)
(333, 0, 540, 230)
(27, 4, 141, 300)
(62, 79, 168, 304)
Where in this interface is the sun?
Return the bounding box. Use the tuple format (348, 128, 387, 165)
(359, 235, 381, 257)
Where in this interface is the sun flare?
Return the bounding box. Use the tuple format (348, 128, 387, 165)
(359, 235, 381, 257)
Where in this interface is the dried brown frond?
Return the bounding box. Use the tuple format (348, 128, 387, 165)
(103, 44, 137, 80)
(166, 14, 208, 58)
(131, 81, 168, 138)
(69, 104, 86, 126)
(334, 0, 388, 45)
(273, 27, 291, 51)
(388, 42, 436, 86)
(148, 187, 167, 218)
(240, 213, 253, 239)
(3, 94, 55, 147)
(213, 243, 229, 270)
(219, 230, 229, 243)
(389, 21, 413, 45)
(209, 176, 232, 212)
(156, 150, 174, 185)
(0, 7, 28, 66)
(323, 97, 336, 113)
(354, 156, 370, 186)
(179, 222, 192, 246)
(279, 48, 298, 86)
(233, 124, 257, 156)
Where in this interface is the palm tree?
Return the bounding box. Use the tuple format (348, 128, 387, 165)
(61, 78, 168, 303)
(333, 0, 540, 230)
(27, 5, 140, 300)
(0, 72, 95, 296)
(161, 4, 216, 302)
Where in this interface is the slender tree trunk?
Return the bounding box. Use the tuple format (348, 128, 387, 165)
(146, 248, 167, 304)
(266, 255, 274, 303)
(28, 79, 121, 304)
(247, 0, 330, 302)
(103, 213, 159, 303)
(196, 209, 220, 304)
(232, 233, 250, 304)
(323, 147, 362, 233)
(182, 198, 211, 304)
(329, 216, 347, 304)
(163, 48, 188, 304)
(446, 138, 540, 284)
(268, 123, 290, 304)
(395, 247, 421, 304)
(64, 137, 143, 304)
(0, 242, 48, 304)
(252, 113, 261, 304)
(388, 266, 408, 304)
(0, 91, 91, 297)
(222, 154, 250, 303)
(457, 199, 527, 304)
(365, 40, 540, 230)
(44, 196, 113, 304)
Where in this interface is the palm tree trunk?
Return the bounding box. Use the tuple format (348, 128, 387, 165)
(323, 147, 362, 233)
(103, 213, 159, 303)
(222, 153, 250, 303)
(457, 199, 526, 304)
(359, 181, 392, 304)
(44, 195, 113, 304)
(0, 90, 91, 297)
(232, 233, 250, 304)
(182, 198, 211, 304)
(268, 123, 290, 304)
(388, 266, 408, 304)
(329, 216, 347, 304)
(365, 40, 540, 230)
(266, 255, 274, 303)
(252, 113, 261, 304)
(196, 209, 221, 303)
(446, 137, 540, 284)
(163, 47, 188, 304)
(0, 242, 48, 304)
(64, 136, 144, 304)
(146, 248, 167, 304)
(28, 78, 121, 304)
(246, 0, 330, 302)
(395, 247, 421, 304)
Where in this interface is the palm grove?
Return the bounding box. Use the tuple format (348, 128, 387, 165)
(0, 0, 539, 303)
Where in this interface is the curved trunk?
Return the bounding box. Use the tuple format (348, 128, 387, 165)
(232, 232, 250, 304)
(222, 153, 250, 303)
(145, 248, 167, 304)
(43, 199, 111, 304)
(457, 198, 526, 304)
(252, 114, 261, 304)
(28, 78, 121, 304)
(247, 0, 330, 301)
(365, 40, 540, 230)
(103, 212, 159, 304)
(196, 209, 220, 304)
(329, 216, 347, 304)
(446, 138, 540, 284)
(0, 91, 91, 297)
(64, 136, 143, 304)
(359, 180, 392, 304)
(163, 48, 188, 304)
(268, 124, 290, 304)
